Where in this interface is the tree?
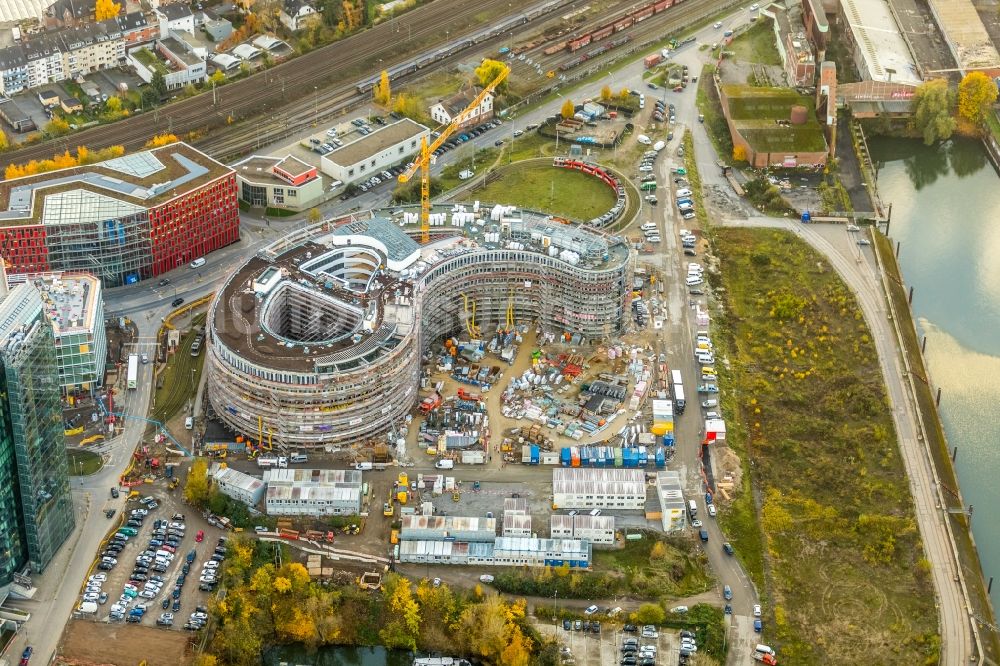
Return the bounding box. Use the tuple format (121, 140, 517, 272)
(210, 70, 226, 86)
(184, 459, 211, 506)
(307, 207, 322, 224)
(560, 99, 575, 119)
(912, 78, 956, 145)
(150, 71, 168, 98)
(600, 85, 612, 101)
(105, 96, 122, 113)
(379, 574, 421, 650)
(732, 144, 748, 162)
(146, 133, 179, 148)
(631, 602, 666, 626)
(0, 129, 7, 152)
(45, 117, 71, 137)
(95, 0, 121, 20)
(957, 71, 997, 127)
(618, 87, 630, 100)
(319, 0, 342, 27)
(373, 69, 391, 106)
(392, 92, 422, 119)
(474, 59, 508, 95)
(183, 83, 198, 98)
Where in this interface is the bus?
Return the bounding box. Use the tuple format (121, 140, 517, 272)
(640, 181, 657, 191)
(126, 354, 138, 390)
(670, 369, 685, 412)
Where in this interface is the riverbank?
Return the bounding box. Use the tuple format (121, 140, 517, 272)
(872, 231, 1000, 663)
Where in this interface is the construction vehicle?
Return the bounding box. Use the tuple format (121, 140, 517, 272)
(419, 393, 442, 414)
(457, 388, 483, 402)
(398, 60, 510, 244)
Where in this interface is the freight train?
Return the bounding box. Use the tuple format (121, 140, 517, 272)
(547, 0, 686, 55)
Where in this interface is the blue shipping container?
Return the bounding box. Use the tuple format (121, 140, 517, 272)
(530, 445, 540, 464)
(560, 448, 571, 466)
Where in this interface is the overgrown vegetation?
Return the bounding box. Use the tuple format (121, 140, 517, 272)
(742, 177, 795, 216)
(696, 65, 734, 166)
(681, 130, 707, 226)
(200, 539, 543, 665)
(492, 534, 712, 601)
(817, 166, 853, 213)
(726, 21, 781, 66)
(712, 228, 939, 664)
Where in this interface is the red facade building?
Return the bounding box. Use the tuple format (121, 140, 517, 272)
(0, 142, 239, 286)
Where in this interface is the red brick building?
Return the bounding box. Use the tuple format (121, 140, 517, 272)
(0, 142, 239, 286)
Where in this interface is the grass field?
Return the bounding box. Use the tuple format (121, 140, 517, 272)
(152, 315, 206, 424)
(67, 449, 102, 476)
(727, 21, 782, 66)
(712, 228, 938, 664)
(470, 163, 617, 221)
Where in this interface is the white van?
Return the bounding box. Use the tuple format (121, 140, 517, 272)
(686, 276, 703, 286)
(702, 398, 718, 408)
(190, 257, 206, 269)
(641, 222, 657, 231)
(435, 459, 454, 470)
(755, 645, 775, 656)
(184, 416, 193, 430)
(676, 188, 693, 197)
(290, 453, 308, 464)
(355, 462, 373, 471)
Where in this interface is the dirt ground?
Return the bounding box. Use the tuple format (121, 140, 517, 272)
(59, 620, 192, 666)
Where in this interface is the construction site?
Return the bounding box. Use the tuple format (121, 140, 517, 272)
(204, 204, 633, 452)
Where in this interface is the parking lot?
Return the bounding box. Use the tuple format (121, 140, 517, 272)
(80, 485, 227, 632)
(539, 620, 694, 666)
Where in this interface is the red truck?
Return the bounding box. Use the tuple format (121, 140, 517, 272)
(643, 54, 663, 69)
(419, 393, 441, 414)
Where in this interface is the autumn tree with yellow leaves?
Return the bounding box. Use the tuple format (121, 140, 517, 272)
(561, 99, 575, 119)
(373, 70, 391, 106)
(957, 71, 998, 127)
(95, 0, 121, 20)
(145, 133, 180, 148)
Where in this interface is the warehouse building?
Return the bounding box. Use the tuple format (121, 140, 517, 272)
(320, 118, 429, 185)
(0, 142, 238, 286)
(211, 465, 265, 507)
(397, 540, 495, 565)
(655, 471, 686, 532)
(550, 514, 615, 545)
(552, 468, 646, 510)
(207, 207, 631, 448)
(400, 515, 497, 542)
(263, 468, 363, 516)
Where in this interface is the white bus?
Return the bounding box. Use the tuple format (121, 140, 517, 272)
(126, 354, 138, 390)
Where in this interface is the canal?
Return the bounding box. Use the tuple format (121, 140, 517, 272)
(871, 135, 1000, 612)
(265, 645, 413, 665)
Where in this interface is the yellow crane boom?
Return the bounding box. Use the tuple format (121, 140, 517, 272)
(398, 62, 510, 243)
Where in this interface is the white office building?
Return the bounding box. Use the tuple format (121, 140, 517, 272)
(211, 465, 265, 507)
(263, 468, 363, 516)
(550, 514, 615, 545)
(320, 118, 429, 184)
(552, 468, 646, 510)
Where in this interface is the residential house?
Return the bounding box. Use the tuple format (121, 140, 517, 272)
(118, 11, 158, 47)
(60, 96, 83, 113)
(23, 34, 66, 90)
(280, 0, 319, 32)
(155, 3, 195, 39)
(60, 21, 125, 78)
(429, 87, 494, 129)
(128, 37, 206, 91)
(45, 0, 97, 28)
(0, 46, 29, 96)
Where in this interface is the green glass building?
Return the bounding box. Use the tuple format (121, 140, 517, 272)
(0, 282, 75, 580)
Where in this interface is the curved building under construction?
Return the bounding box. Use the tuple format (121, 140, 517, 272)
(206, 206, 633, 448)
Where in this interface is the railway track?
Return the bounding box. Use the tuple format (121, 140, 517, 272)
(2, 0, 567, 165)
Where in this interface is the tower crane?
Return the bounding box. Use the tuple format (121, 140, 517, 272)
(398, 62, 510, 244)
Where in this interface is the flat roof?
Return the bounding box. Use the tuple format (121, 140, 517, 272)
(841, 0, 921, 84)
(0, 142, 232, 228)
(263, 468, 362, 486)
(32, 272, 101, 336)
(274, 155, 314, 178)
(925, 0, 1000, 71)
(234, 155, 292, 187)
(323, 118, 428, 168)
(213, 466, 264, 493)
(0, 98, 31, 123)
